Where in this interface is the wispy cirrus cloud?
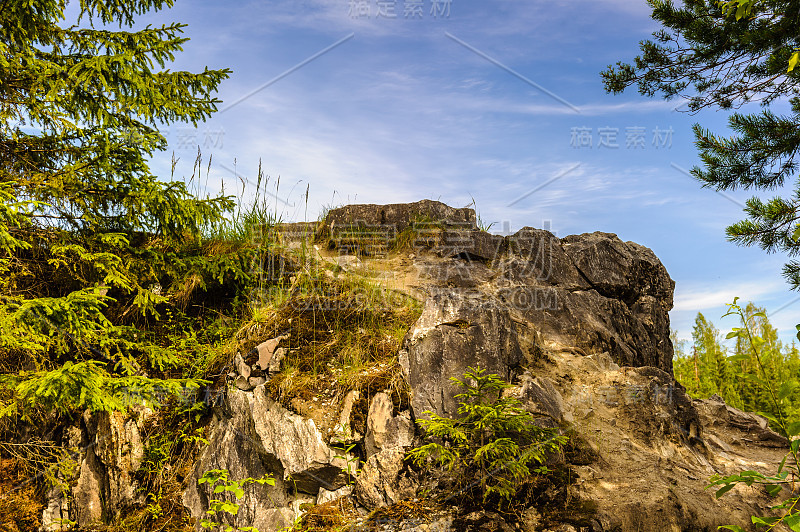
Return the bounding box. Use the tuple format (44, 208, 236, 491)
(673, 280, 786, 314)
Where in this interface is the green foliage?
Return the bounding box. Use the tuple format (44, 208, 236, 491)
(0, 360, 203, 419)
(331, 424, 360, 486)
(717, 0, 800, 71)
(603, 0, 798, 110)
(673, 300, 800, 433)
(198, 469, 275, 532)
(0, 1, 259, 421)
(691, 299, 800, 530)
(603, 0, 800, 290)
(407, 366, 567, 505)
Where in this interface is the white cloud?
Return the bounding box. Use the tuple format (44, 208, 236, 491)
(673, 280, 786, 313)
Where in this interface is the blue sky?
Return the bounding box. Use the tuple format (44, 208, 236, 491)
(115, 0, 799, 347)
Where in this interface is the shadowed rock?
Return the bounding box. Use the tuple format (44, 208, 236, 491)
(326, 199, 476, 234)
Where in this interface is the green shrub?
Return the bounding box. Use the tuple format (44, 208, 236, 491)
(198, 469, 275, 532)
(407, 366, 567, 505)
(709, 298, 800, 531)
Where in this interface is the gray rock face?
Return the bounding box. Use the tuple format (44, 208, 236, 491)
(502, 229, 674, 372)
(354, 448, 416, 509)
(562, 232, 673, 304)
(250, 389, 354, 493)
(560, 231, 675, 371)
(326, 200, 476, 235)
(183, 386, 356, 531)
(182, 388, 292, 532)
(70, 407, 150, 527)
(518, 373, 564, 425)
(404, 289, 523, 418)
(401, 226, 676, 420)
(364, 392, 415, 457)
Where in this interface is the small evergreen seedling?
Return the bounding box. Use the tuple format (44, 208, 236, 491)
(407, 366, 566, 504)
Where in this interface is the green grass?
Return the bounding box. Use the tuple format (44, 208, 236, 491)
(253, 267, 421, 425)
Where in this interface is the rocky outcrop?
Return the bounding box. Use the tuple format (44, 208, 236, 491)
(307, 201, 781, 531)
(398, 223, 674, 420)
(43, 201, 786, 532)
(182, 386, 356, 531)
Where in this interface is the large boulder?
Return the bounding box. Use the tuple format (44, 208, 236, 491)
(497, 229, 675, 372)
(400, 227, 675, 420)
(402, 289, 523, 418)
(560, 231, 675, 371)
(561, 232, 673, 304)
(326, 200, 476, 235)
(182, 386, 356, 531)
(382, 220, 675, 382)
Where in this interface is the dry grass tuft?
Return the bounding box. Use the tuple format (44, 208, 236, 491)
(366, 498, 440, 528)
(297, 497, 359, 531)
(0, 458, 44, 532)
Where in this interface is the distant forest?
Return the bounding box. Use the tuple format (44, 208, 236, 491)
(673, 302, 800, 436)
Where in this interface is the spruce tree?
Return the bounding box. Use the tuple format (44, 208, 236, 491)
(0, 1, 235, 420)
(407, 367, 567, 506)
(602, 0, 800, 288)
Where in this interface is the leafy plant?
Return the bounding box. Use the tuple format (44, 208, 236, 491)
(331, 422, 360, 487)
(407, 366, 566, 505)
(197, 469, 276, 532)
(717, 0, 799, 72)
(708, 298, 800, 530)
